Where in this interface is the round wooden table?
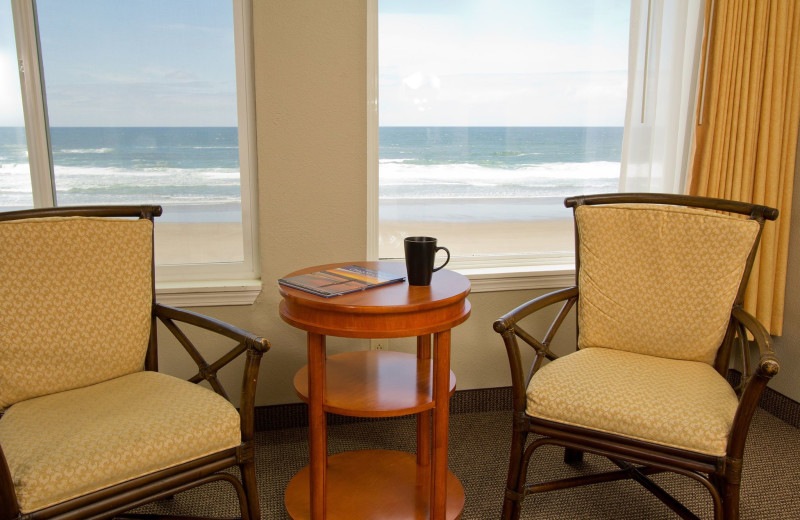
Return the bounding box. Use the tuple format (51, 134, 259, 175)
(279, 261, 471, 520)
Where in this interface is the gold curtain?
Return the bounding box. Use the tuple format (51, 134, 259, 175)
(689, 0, 800, 336)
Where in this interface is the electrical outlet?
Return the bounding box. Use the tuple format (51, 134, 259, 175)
(370, 339, 389, 351)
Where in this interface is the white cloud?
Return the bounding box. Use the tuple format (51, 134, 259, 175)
(381, 71, 628, 127)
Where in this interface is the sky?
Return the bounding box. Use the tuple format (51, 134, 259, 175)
(0, 2, 23, 126)
(0, 0, 238, 127)
(1, 0, 630, 128)
(379, 0, 631, 126)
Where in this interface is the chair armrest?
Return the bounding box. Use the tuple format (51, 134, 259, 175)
(731, 306, 779, 379)
(155, 303, 270, 354)
(727, 306, 779, 458)
(494, 286, 578, 335)
(493, 286, 578, 414)
(153, 303, 270, 442)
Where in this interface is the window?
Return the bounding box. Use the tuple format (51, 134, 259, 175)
(0, 3, 31, 209)
(369, 0, 704, 278)
(373, 1, 630, 268)
(3, 0, 259, 301)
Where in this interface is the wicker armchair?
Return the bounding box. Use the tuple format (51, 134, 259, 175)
(494, 193, 779, 520)
(0, 206, 270, 520)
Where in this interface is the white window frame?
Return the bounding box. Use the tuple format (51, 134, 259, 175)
(10, 0, 260, 306)
(367, 0, 703, 293)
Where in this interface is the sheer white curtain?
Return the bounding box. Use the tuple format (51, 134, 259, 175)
(619, 0, 705, 194)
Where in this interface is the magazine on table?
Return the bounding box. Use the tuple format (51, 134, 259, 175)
(278, 264, 405, 297)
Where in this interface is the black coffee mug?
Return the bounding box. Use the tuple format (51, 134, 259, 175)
(404, 236, 450, 286)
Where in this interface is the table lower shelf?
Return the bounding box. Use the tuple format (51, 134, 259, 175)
(294, 350, 457, 417)
(284, 449, 465, 520)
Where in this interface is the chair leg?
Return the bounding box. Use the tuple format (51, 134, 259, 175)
(502, 429, 529, 520)
(240, 460, 261, 520)
(563, 448, 584, 465)
(721, 478, 741, 520)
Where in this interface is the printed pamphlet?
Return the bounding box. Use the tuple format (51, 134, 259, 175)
(278, 264, 405, 297)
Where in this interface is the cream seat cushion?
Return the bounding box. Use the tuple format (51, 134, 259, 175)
(526, 348, 739, 456)
(0, 371, 241, 514)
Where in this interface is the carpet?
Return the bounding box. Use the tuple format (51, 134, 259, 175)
(133, 407, 800, 519)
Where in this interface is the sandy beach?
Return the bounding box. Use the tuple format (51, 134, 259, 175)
(378, 219, 575, 260)
(154, 222, 244, 265)
(153, 219, 575, 265)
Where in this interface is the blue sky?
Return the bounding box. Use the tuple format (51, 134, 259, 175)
(0, 0, 237, 127)
(2, 0, 630, 128)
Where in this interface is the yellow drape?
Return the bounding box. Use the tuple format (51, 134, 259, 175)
(689, 0, 800, 336)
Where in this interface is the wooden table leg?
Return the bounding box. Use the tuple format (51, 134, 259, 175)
(431, 329, 451, 520)
(307, 333, 327, 520)
(417, 334, 432, 467)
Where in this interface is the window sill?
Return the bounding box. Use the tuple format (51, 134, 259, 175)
(455, 264, 575, 293)
(153, 264, 571, 307)
(156, 279, 261, 307)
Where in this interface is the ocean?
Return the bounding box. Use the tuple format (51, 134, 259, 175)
(0, 126, 622, 222)
(380, 126, 621, 222)
(0, 127, 242, 223)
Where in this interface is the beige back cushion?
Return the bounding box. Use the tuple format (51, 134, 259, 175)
(0, 217, 153, 409)
(576, 204, 760, 364)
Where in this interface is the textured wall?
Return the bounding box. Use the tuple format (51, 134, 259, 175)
(770, 131, 800, 402)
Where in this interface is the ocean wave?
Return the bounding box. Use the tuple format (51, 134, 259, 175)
(51, 165, 240, 180)
(57, 148, 114, 154)
(0, 162, 243, 206)
(380, 158, 412, 164)
(0, 164, 33, 193)
(0, 162, 30, 173)
(0, 161, 240, 179)
(1, 158, 620, 207)
(378, 161, 619, 199)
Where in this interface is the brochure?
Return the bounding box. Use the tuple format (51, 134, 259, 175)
(278, 264, 405, 297)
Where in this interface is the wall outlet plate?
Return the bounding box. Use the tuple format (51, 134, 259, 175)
(369, 339, 389, 351)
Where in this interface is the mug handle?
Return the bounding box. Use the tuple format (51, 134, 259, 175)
(432, 246, 450, 272)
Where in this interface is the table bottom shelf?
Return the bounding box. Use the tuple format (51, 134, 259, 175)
(284, 449, 465, 520)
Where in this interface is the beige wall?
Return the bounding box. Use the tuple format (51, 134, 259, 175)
(158, 1, 800, 407)
(770, 133, 800, 402)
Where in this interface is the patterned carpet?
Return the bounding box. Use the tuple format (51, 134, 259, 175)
(134, 407, 800, 519)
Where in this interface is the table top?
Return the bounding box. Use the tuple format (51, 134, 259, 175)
(278, 261, 471, 338)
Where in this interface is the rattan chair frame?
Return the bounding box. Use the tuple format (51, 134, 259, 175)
(493, 193, 779, 520)
(0, 205, 270, 520)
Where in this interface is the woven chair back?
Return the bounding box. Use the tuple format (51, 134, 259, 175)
(0, 217, 153, 409)
(575, 203, 760, 364)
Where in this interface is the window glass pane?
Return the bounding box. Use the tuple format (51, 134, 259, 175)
(378, 1, 629, 262)
(0, 2, 32, 210)
(36, 0, 243, 265)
